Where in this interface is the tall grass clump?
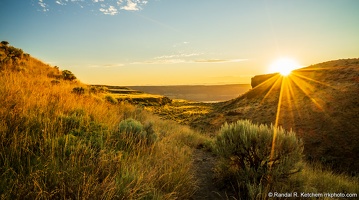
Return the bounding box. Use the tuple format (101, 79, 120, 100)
(214, 120, 303, 199)
(112, 118, 157, 151)
(290, 162, 359, 196)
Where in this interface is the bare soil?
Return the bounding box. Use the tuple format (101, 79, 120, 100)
(191, 149, 236, 200)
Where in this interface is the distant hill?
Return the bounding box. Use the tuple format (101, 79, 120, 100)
(91, 85, 173, 106)
(129, 84, 251, 102)
(192, 58, 359, 173)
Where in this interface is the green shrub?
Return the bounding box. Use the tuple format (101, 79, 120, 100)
(1, 41, 9, 46)
(62, 70, 76, 81)
(90, 86, 107, 94)
(214, 120, 303, 199)
(72, 87, 85, 95)
(51, 79, 60, 85)
(119, 118, 144, 135)
(58, 114, 82, 134)
(116, 118, 157, 148)
(105, 95, 117, 104)
(89, 86, 99, 94)
(143, 121, 158, 144)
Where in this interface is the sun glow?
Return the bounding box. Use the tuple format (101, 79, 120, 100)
(269, 58, 301, 76)
(262, 63, 330, 174)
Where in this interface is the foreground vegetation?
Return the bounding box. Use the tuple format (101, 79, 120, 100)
(0, 43, 208, 199)
(213, 120, 359, 199)
(0, 70, 207, 199)
(214, 120, 303, 199)
(1, 42, 358, 199)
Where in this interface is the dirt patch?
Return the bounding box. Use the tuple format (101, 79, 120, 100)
(191, 149, 235, 200)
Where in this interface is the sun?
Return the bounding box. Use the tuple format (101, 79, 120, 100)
(269, 57, 301, 76)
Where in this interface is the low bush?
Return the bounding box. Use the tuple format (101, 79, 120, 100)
(62, 70, 76, 81)
(51, 79, 60, 85)
(105, 95, 117, 104)
(89, 86, 107, 94)
(214, 120, 303, 199)
(116, 118, 157, 147)
(72, 86, 85, 95)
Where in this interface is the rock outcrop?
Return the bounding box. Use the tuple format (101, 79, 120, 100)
(251, 73, 278, 88)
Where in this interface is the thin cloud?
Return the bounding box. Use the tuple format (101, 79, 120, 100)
(154, 53, 202, 60)
(104, 63, 124, 68)
(131, 59, 186, 65)
(194, 59, 248, 63)
(120, 0, 140, 11)
(89, 63, 125, 68)
(131, 58, 247, 65)
(36, 0, 150, 14)
(55, 0, 67, 5)
(116, 0, 124, 5)
(99, 5, 118, 15)
(132, 52, 202, 64)
(38, 0, 49, 12)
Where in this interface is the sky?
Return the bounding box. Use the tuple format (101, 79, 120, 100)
(1, 0, 359, 85)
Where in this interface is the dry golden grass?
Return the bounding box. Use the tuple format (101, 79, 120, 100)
(148, 101, 213, 126)
(0, 54, 200, 199)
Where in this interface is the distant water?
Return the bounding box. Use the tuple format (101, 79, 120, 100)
(128, 84, 251, 102)
(201, 101, 221, 103)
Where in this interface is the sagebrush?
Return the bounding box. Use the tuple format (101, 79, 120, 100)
(214, 120, 303, 199)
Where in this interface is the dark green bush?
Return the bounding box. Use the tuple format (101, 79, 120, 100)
(119, 118, 144, 135)
(114, 118, 157, 149)
(62, 70, 76, 81)
(214, 120, 303, 199)
(51, 79, 60, 85)
(105, 95, 117, 104)
(90, 86, 107, 94)
(72, 87, 85, 95)
(56, 110, 106, 152)
(1, 41, 9, 46)
(89, 86, 99, 94)
(58, 114, 82, 134)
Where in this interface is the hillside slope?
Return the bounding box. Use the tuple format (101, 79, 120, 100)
(0, 42, 201, 199)
(192, 58, 359, 173)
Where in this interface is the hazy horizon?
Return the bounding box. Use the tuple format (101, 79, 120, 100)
(1, 0, 358, 85)
(92, 83, 252, 87)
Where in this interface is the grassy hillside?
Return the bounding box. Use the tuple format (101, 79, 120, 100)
(192, 58, 359, 173)
(0, 42, 208, 199)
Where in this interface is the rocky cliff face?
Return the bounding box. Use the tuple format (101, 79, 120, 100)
(251, 73, 278, 88)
